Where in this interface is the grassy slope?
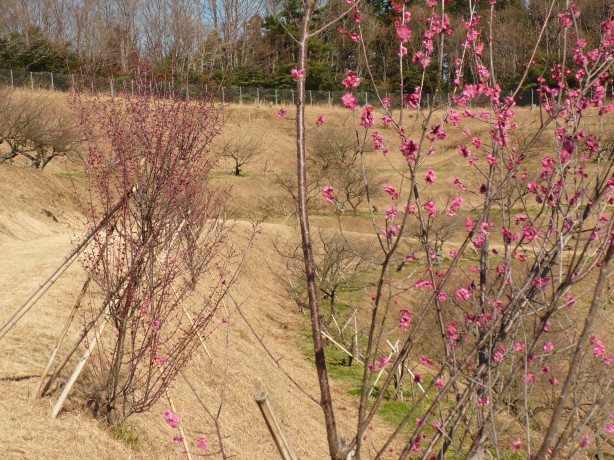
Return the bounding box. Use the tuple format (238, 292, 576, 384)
(0, 91, 611, 458)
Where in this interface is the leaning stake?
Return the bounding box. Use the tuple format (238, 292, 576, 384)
(254, 390, 298, 460)
(0, 187, 135, 341)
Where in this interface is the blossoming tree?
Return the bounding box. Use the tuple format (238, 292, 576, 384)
(289, 0, 614, 458)
(73, 81, 236, 427)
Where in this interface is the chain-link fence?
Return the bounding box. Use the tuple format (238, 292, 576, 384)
(1, 68, 612, 109)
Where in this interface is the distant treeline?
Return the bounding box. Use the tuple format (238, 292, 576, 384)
(1, 0, 611, 92)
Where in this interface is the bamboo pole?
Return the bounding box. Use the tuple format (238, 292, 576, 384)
(254, 390, 298, 460)
(167, 393, 193, 460)
(35, 278, 90, 398)
(50, 310, 109, 418)
(321, 330, 363, 365)
(0, 187, 134, 341)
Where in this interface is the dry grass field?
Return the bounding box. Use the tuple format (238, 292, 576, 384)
(0, 90, 611, 458)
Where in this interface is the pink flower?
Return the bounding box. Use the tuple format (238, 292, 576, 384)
(342, 70, 361, 89)
(360, 106, 375, 128)
(434, 378, 445, 389)
(173, 436, 184, 444)
(425, 169, 436, 184)
(458, 144, 471, 158)
(446, 322, 459, 341)
(511, 439, 522, 451)
(543, 342, 554, 353)
(196, 437, 209, 450)
(465, 217, 474, 232)
(163, 409, 182, 428)
(316, 114, 325, 126)
(438, 291, 448, 301)
(523, 372, 537, 385)
(477, 395, 490, 407)
(276, 108, 288, 118)
(385, 206, 398, 220)
(383, 185, 399, 199)
(378, 356, 390, 369)
(420, 356, 434, 367)
(452, 177, 468, 191)
(456, 288, 472, 302)
(350, 32, 362, 43)
(396, 23, 412, 43)
(447, 197, 463, 217)
(322, 186, 337, 204)
(291, 67, 305, 80)
(151, 320, 161, 330)
(593, 340, 606, 358)
(414, 374, 424, 383)
(604, 423, 614, 435)
(532, 277, 550, 289)
(513, 342, 526, 352)
(342, 93, 359, 110)
(423, 201, 437, 217)
(399, 309, 412, 331)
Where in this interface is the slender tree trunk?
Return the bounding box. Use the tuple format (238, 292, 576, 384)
(295, 5, 343, 459)
(535, 242, 614, 458)
(107, 319, 128, 427)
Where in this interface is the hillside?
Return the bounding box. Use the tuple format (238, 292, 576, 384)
(0, 99, 399, 459)
(1, 91, 613, 459)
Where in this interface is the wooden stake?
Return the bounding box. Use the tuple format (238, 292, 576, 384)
(254, 390, 298, 460)
(321, 330, 363, 365)
(167, 393, 193, 460)
(0, 187, 134, 341)
(50, 310, 109, 418)
(39, 302, 108, 398)
(35, 278, 90, 398)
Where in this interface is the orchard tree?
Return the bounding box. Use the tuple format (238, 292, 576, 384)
(73, 80, 238, 426)
(289, 0, 614, 459)
(0, 88, 80, 169)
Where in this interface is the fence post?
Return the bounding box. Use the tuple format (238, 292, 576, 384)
(222, 87, 225, 103)
(10, 69, 13, 90)
(275, 89, 278, 105)
(30, 72, 34, 90)
(309, 90, 312, 105)
(328, 91, 331, 106)
(110, 78, 114, 97)
(254, 390, 298, 460)
(239, 86, 243, 104)
(365, 92, 368, 106)
(291, 89, 294, 105)
(131, 79, 134, 97)
(71, 74, 75, 90)
(50, 72, 54, 91)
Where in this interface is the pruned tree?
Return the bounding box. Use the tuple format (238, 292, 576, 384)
(221, 134, 263, 176)
(73, 81, 236, 427)
(0, 89, 79, 169)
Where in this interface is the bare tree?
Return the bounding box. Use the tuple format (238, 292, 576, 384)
(221, 134, 263, 176)
(0, 89, 80, 169)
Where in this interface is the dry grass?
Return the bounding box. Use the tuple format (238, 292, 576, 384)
(0, 91, 611, 458)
